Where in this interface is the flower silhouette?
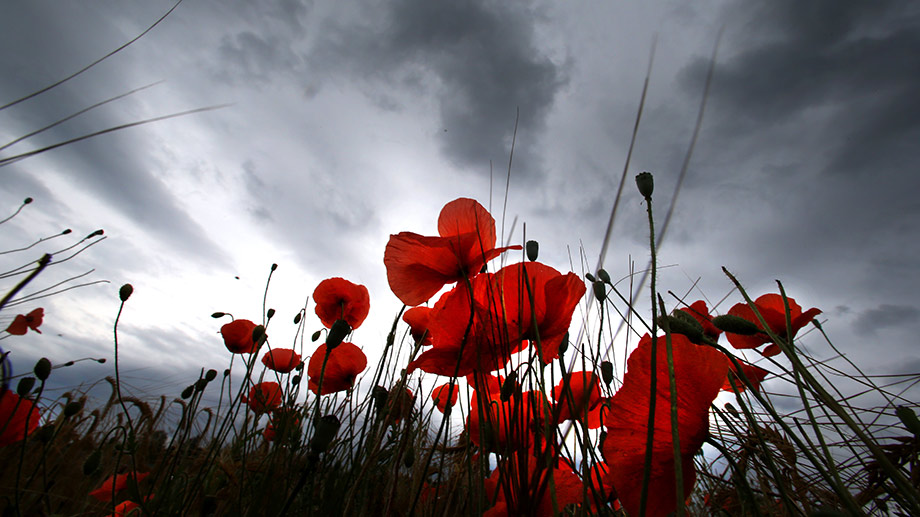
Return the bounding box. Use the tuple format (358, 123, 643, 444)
(313, 277, 371, 329)
(384, 198, 520, 306)
(242, 382, 283, 413)
(0, 390, 41, 447)
(725, 293, 821, 354)
(220, 319, 258, 354)
(307, 342, 367, 395)
(5, 307, 44, 335)
(262, 348, 302, 373)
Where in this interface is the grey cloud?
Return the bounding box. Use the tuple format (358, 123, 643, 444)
(310, 0, 567, 178)
(852, 304, 920, 336)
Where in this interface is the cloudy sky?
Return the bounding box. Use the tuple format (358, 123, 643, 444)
(1, 1, 918, 414)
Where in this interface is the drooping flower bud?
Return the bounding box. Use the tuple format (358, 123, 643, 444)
(310, 414, 341, 453)
(897, 406, 920, 436)
(211, 312, 226, 319)
(119, 284, 134, 302)
(712, 314, 761, 335)
(325, 319, 351, 350)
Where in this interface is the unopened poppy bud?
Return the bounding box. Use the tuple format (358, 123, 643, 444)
(181, 385, 195, 399)
(404, 445, 415, 468)
(34, 357, 52, 381)
(673, 310, 704, 333)
(252, 325, 266, 343)
(310, 414, 341, 453)
(325, 319, 351, 349)
(294, 312, 302, 325)
(64, 400, 83, 417)
(373, 386, 389, 417)
(61, 229, 72, 235)
(267, 308, 275, 319)
(205, 369, 218, 382)
(500, 372, 518, 402)
(291, 375, 301, 386)
(601, 361, 614, 386)
(896, 406, 920, 436)
(558, 332, 569, 356)
(585, 273, 596, 283)
(597, 268, 611, 284)
(119, 284, 134, 302)
(659, 315, 703, 344)
(271, 263, 278, 272)
(17, 376, 35, 396)
(83, 450, 101, 475)
(88, 229, 104, 238)
(211, 312, 226, 319)
(526, 240, 539, 262)
(194, 378, 208, 392)
(24, 197, 33, 204)
(593, 281, 607, 302)
(712, 314, 761, 335)
(725, 403, 740, 419)
(635, 171, 654, 199)
(223, 368, 231, 378)
(39, 424, 55, 443)
(311, 330, 322, 342)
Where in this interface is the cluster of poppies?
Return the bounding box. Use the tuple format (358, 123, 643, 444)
(382, 198, 822, 516)
(218, 277, 370, 439)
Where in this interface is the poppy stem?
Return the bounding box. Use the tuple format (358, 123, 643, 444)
(0, 254, 51, 313)
(638, 178, 658, 517)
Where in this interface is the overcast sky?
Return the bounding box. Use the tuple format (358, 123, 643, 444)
(1, 1, 918, 413)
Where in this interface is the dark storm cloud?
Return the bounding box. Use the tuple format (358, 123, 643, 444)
(310, 0, 567, 178)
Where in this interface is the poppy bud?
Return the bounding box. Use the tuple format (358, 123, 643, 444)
(712, 314, 761, 336)
(291, 375, 301, 386)
(24, 197, 33, 204)
(224, 368, 231, 378)
(500, 372, 518, 402)
(593, 281, 606, 302)
(673, 309, 704, 333)
(181, 385, 195, 399)
(526, 240, 539, 262)
(310, 414, 341, 453)
(585, 273, 596, 283)
(211, 312, 226, 318)
(88, 229, 105, 238)
(64, 400, 83, 417)
(271, 263, 278, 271)
(558, 332, 569, 357)
(635, 171, 654, 199)
(194, 378, 208, 392)
(294, 312, 302, 325)
(267, 308, 275, 319)
(896, 406, 920, 436)
(725, 403, 740, 419)
(597, 268, 611, 284)
(601, 361, 614, 386)
(205, 369, 218, 382)
(61, 229, 72, 235)
(325, 319, 351, 350)
(17, 376, 35, 396)
(658, 315, 703, 344)
(119, 284, 134, 302)
(403, 445, 415, 468)
(34, 357, 52, 381)
(311, 330, 322, 342)
(39, 424, 55, 443)
(373, 386, 389, 417)
(252, 325, 266, 343)
(83, 450, 101, 475)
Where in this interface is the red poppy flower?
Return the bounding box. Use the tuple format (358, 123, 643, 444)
(307, 342, 367, 395)
(488, 262, 586, 363)
(725, 293, 821, 352)
(678, 300, 721, 341)
(552, 371, 604, 429)
(403, 306, 433, 347)
(220, 319, 258, 354)
(89, 471, 150, 501)
(261, 348, 302, 373)
(722, 360, 770, 393)
(0, 391, 41, 447)
(386, 386, 415, 424)
(467, 388, 547, 452)
(431, 383, 459, 413)
(602, 333, 729, 517)
(313, 278, 371, 329)
(483, 452, 584, 516)
(406, 279, 515, 376)
(466, 372, 504, 395)
(5, 307, 44, 335)
(108, 500, 140, 517)
(384, 198, 520, 306)
(263, 407, 301, 441)
(242, 382, 283, 413)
